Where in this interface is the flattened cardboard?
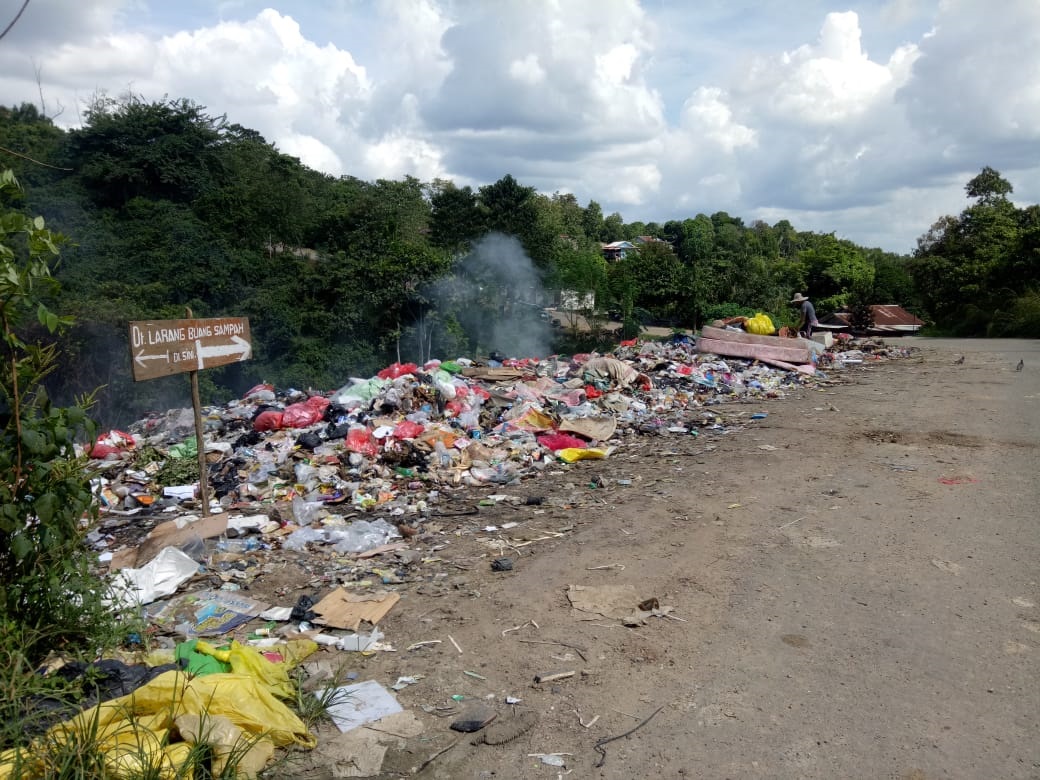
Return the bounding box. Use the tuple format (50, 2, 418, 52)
(117, 513, 228, 569)
(313, 588, 400, 631)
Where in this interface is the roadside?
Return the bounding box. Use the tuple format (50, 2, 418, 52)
(287, 338, 1039, 779)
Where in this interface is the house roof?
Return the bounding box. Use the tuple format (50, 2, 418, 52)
(602, 241, 636, 250)
(820, 305, 925, 332)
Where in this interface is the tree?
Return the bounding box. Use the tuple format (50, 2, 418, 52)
(428, 180, 483, 253)
(582, 200, 604, 242)
(66, 95, 226, 207)
(478, 174, 535, 237)
(965, 166, 1012, 205)
(0, 170, 112, 661)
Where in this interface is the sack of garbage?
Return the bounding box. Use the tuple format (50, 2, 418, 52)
(744, 313, 775, 335)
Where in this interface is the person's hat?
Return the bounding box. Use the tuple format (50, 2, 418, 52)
(790, 293, 809, 303)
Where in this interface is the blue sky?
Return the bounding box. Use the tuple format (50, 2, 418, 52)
(1, 0, 1038, 253)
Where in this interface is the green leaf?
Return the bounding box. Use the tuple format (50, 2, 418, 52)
(20, 428, 47, 454)
(10, 532, 33, 562)
(33, 215, 45, 230)
(34, 492, 58, 525)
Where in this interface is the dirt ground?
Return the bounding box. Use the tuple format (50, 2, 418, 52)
(262, 337, 1039, 779)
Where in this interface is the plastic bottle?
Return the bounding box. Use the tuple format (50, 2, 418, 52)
(434, 440, 452, 467)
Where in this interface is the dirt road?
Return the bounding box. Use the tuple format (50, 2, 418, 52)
(297, 338, 1039, 779)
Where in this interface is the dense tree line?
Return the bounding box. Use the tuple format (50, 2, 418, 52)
(3, 97, 1029, 426)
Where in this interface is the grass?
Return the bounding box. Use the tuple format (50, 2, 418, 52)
(0, 630, 270, 780)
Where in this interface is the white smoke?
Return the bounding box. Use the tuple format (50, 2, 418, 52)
(426, 232, 553, 359)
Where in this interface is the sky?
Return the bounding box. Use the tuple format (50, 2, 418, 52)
(1, 0, 1038, 254)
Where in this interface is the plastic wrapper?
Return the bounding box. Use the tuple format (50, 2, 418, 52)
(330, 519, 401, 554)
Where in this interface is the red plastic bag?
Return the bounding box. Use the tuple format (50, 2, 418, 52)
(443, 400, 470, 418)
(90, 430, 137, 459)
(254, 411, 284, 432)
(393, 420, 425, 440)
(377, 362, 418, 380)
(282, 403, 321, 428)
(619, 338, 638, 347)
(537, 432, 589, 451)
(584, 385, 602, 399)
(244, 383, 275, 398)
(345, 426, 379, 457)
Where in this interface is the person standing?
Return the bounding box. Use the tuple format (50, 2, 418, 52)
(790, 293, 818, 338)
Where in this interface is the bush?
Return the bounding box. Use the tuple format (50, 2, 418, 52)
(0, 170, 120, 664)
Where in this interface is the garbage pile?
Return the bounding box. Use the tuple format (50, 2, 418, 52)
(40, 335, 911, 777)
(92, 338, 829, 517)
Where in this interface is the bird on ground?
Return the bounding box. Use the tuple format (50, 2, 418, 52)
(954, 355, 965, 364)
(1016, 359, 1024, 371)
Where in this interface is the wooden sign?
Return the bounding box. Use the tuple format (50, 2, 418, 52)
(129, 317, 251, 381)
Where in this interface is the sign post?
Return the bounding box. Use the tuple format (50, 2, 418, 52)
(128, 314, 252, 516)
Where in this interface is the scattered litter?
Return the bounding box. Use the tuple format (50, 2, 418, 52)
(321, 679, 403, 734)
(391, 675, 422, 691)
(312, 589, 400, 631)
(110, 546, 199, 606)
(450, 703, 498, 733)
(938, 475, 978, 485)
(491, 557, 514, 572)
(531, 753, 569, 767)
(533, 671, 575, 684)
(472, 711, 538, 745)
(448, 635, 464, 654)
(567, 584, 675, 625)
(930, 559, 962, 575)
(407, 640, 442, 651)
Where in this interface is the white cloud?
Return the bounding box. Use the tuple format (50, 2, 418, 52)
(1, 1, 1039, 252)
(744, 11, 918, 125)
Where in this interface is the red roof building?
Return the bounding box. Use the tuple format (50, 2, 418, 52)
(818, 305, 925, 335)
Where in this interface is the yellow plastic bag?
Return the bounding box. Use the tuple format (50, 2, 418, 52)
(193, 639, 317, 699)
(744, 313, 775, 335)
(62, 671, 315, 749)
(557, 447, 608, 463)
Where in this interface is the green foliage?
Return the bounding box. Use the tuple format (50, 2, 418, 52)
(7, 97, 1035, 436)
(0, 170, 117, 664)
(910, 167, 1038, 334)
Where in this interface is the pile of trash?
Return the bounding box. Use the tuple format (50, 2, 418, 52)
(91, 338, 833, 518)
(48, 335, 911, 777)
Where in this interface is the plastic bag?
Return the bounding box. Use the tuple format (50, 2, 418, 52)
(194, 640, 295, 699)
(330, 519, 401, 554)
(90, 430, 137, 459)
(282, 526, 325, 551)
(392, 420, 425, 440)
(345, 425, 379, 457)
(167, 437, 197, 459)
(537, 433, 589, 451)
(744, 313, 775, 335)
(377, 362, 418, 380)
(63, 670, 315, 748)
(280, 404, 317, 429)
(557, 447, 608, 463)
(253, 410, 284, 432)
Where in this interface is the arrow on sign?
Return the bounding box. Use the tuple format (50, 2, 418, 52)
(195, 335, 251, 369)
(135, 349, 170, 368)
